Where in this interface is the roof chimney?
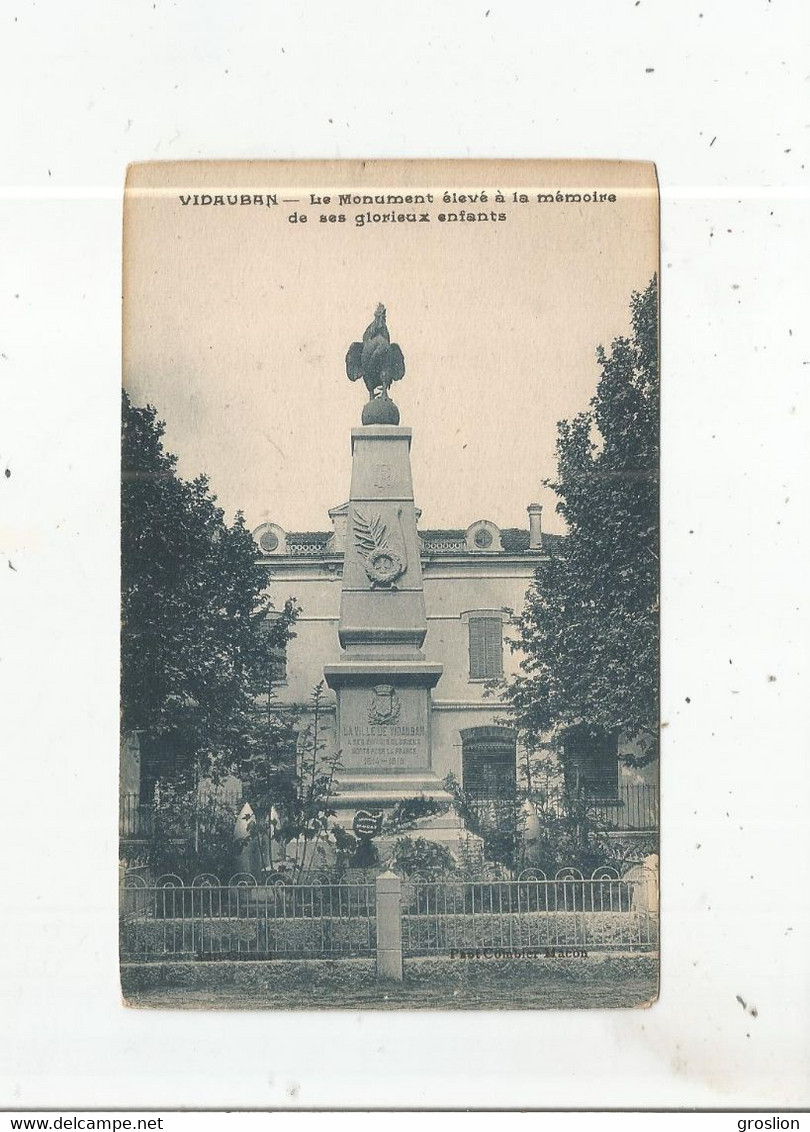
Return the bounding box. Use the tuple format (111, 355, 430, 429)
(527, 503, 543, 551)
(327, 503, 349, 553)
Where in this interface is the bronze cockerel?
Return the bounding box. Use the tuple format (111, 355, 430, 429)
(345, 304, 405, 400)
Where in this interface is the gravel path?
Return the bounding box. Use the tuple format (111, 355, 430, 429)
(126, 974, 657, 1011)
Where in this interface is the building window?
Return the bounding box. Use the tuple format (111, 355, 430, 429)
(261, 613, 288, 685)
(460, 726, 517, 798)
(467, 614, 504, 679)
(562, 725, 619, 799)
(254, 522, 286, 556)
(268, 642, 287, 684)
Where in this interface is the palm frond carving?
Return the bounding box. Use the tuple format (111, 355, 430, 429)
(353, 510, 389, 558)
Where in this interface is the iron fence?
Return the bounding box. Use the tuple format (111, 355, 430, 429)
(120, 783, 658, 840)
(583, 784, 658, 831)
(119, 795, 154, 838)
(119, 791, 244, 839)
(401, 868, 658, 955)
(466, 783, 658, 832)
(120, 865, 657, 961)
(120, 872, 376, 959)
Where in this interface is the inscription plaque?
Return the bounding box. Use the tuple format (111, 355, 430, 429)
(338, 684, 431, 772)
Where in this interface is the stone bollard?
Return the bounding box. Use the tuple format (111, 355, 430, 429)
(627, 853, 660, 913)
(375, 870, 403, 981)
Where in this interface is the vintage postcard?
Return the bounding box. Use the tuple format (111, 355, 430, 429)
(120, 159, 659, 1009)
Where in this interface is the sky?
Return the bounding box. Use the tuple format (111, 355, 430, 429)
(123, 160, 658, 537)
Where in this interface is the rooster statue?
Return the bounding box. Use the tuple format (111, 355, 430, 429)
(345, 304, 405, 406)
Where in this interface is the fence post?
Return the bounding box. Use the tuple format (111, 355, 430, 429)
(375, 870, 403, 981)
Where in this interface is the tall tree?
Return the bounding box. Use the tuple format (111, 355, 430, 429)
(121, 391, 298, 791)
(505, 276, 659, 766)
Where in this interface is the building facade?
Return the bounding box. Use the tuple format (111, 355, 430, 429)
(255, 503, 553, 800)
(119, 500, 657, 846)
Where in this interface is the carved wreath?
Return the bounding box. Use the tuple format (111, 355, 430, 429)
(353, 509, 405, 589)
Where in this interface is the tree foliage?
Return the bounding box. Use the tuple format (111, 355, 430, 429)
(505, 276, 659, 765)
(384, 794, 449, 833)
(145, 785, 238, 880)
(270, 681, 343, 879)
(121, 391, 299, 787)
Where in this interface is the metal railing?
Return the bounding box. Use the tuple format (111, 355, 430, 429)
(120, 872, 376, 959)
(119, 794, 154, 838)
(582, 784, 658, 831)
(401, 868, 658, 955)
(120, 865, 657, 962)
(465, 783, 658, 832)
(119, 791, 244, 839)
(120, 784, 658, 840)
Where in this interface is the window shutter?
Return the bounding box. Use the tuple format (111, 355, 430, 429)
(262, 615, 287, 683)
(469, 616, 503, 678)
(269, 644, 287, 683)
(483, 617, 503, 676)
(461, 726, 518, 805)
(469, 618, 486, 678)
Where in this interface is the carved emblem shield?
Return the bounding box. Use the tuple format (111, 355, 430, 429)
(367, 684, 401, 725)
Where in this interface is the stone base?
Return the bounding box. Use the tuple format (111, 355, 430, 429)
(372, 811, 484, 868)
(331, 772, 452, 810)
(276, 807, 483, 874)
(330, 788, 483, 866)
(330, 771, 454, 840)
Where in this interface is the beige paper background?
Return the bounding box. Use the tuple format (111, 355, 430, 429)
(124, 160, 658, 535)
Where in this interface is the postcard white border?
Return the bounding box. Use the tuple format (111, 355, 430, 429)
(1, 0, 808, 1109)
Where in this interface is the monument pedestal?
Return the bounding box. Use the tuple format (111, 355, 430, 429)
(324, 425, 455, 832)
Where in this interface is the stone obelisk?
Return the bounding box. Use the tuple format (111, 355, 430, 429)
(324, 305, 452, 821)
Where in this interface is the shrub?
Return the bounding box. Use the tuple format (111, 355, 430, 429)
(384, 795, 449, 832)
(389, 837, 458, 878)
(146, 783, 238, 880)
